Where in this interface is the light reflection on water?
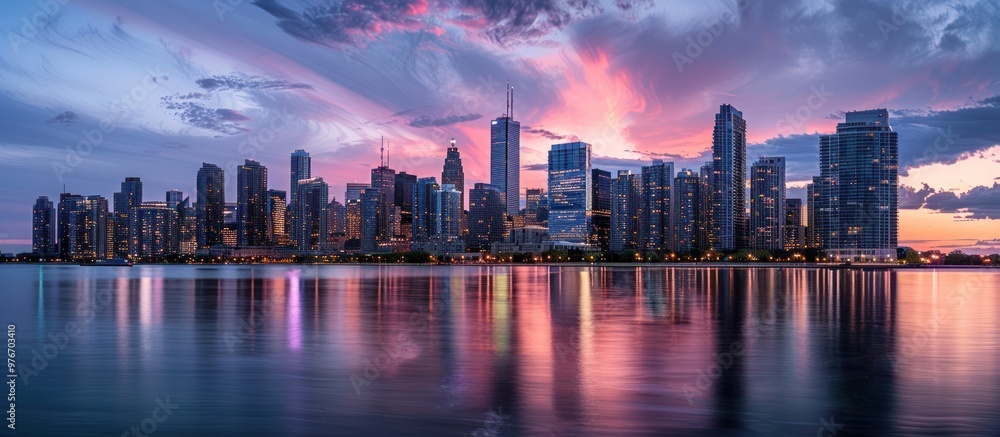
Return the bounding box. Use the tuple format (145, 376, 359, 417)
(2, 265, 999, 436)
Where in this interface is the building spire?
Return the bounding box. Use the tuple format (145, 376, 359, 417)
(380, 136, 385, 168)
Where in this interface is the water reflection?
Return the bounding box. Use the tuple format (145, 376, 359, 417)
(2, 265, 999, 436)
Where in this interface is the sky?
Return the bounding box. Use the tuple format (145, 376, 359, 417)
(1, 0, 999, 254)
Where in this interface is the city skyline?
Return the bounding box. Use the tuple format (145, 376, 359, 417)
(2, 1, 1000, 254)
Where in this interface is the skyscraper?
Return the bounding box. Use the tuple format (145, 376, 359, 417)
(467, 183, 506, 252)
(166, 190, 183, 209)
(817, 109, 898, 261)
(197, 163, 225, 248)
(673, 168, 701, 253)
(591, 168, 611, 252)
(547, 142, 592, 244)
(750, 157, 786, 250)
(435, 184, 463, 238)
(327, 197, 345, 236)
(698, 161, 714, 251)
(442, 138, 465, 210)
(295, 177, 328, 251)
(58, 193, 111, 260)
(524, 188, 547, 225)
(290, 149, 311, 208)
(412, 177, 440, 242)
(641, 159, 674, 252)
(130, 202, 179, 257)
(32, 196, 55, 255)
(806, 177, 821, 248)
(711, 104, 747, 251)
(359, 188, 382, 253)
(394, 172, 417, 240)
(371, 140, 396, 247)
(344, 182, 370, 244)
(784, 198, 804, 250)
(490, 84, 521, 216)
(267, 189, 289, 246)
(237, 159, 268, 247)
(610, 170, 641, 253)
(113, 177, 142, 258)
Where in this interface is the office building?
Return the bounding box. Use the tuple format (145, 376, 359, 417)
(641, 159, 673, 252)
(166, 190, 183, 209)
(344, 182, 369, 242)
(441, 138, 465, 210)
(806, 177, 821, 248)
(673, 168, 700, 253)
(130, 202, 179, 257)
(750, 157, 786, 250)
(490, 85, 521, 216)
(817, 109, 899, 261)
(58, 193, 111, 260)
(591, 168, 611, 252)
(32, 196, 56, 255)
(237, 159, 268, 246)
(295, 177, 328, 251)
(196, 163, 225, 248)
(267, 190, 289, 246)
(711, 104, 747, 250)
(113, 177, 142, 258)
(467, 183, 506, 252)
(610, 170, 641, 253)
(435, 184, 463, 238)
(547, 142, 592, 245)
(413, 177, 440, 242)
(359, 188, 382, 253)
(395, 172, 417, 240)
(524, 188, 547, 225)
(785, 198, 805, 250)
(698, 161, 714, 251)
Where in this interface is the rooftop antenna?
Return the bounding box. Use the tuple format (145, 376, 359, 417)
(510, 84, 514, 120)
(380, 136, 385, 168)
(386, 139, 390, 167)
(505, 78, 510, 118)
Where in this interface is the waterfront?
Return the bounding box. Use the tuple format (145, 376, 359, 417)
(2, 265, 999, 436)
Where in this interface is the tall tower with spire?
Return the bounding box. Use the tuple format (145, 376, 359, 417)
(442, 138, 466, 210)
(490, 82, 521, 216)
(369, 137, 396, 250)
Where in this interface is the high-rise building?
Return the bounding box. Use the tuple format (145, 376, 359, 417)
(166, 190, 183, 209)
(295, 177, 328, 251)
(197, 163, 225, 248)
(113, 177, 142, 258)
(467, 183, 506, 252)
(344, 182, 370, 242)
(289, 149, 311, 208)
(750, 157, 786, 250)
(130, 202, 179, 257)
(267, 190, 289, 246)
(711, 104, 747, 250)
(371, 143, 396, 247)
(641, 159, 674, 252)
(412, 177, 440, 242)
(591, 169, 612, 252)
(673, 169, 701, 253)
(434, 184, 463, 238)
(58, 193, 111, 260)
(524, 188, 547, 225)
(784, 198, 805, 250)
(237, 159, 268, 246)
(32, 196, 56, 255)
(817, 109, 898, 261)
(806, 177, 821, 248)
(359, 188, 382, 253)
(441, 138, 465, 210)
(394, 172, 417, 240)
(327, 198, 345, 236)
(177, 197, 198, 255)
(490, 85, 521, 216)
(547, 142, 592, 244)
(697, 161, 714, 251)
(610, 170, 641, 253)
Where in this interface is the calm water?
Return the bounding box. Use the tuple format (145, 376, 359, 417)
(2, 265, 999, 436)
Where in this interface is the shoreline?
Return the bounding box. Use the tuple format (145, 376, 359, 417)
(2, 262, 996, 269)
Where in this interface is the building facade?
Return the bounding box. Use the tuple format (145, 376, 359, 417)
(817, 109, 899, 261)
(113, 177, 142, 258)
(784, 198, 804, 250)
(610, 170, 641, 253)
(468, 183, 506, 252)
(641, 160, 674, 252)
(711, 104, 747, 250)
(32, 196, 56, 255)
(750, 156, 786, 250)
(237, 159, 268, 247)
(591, 169, 611, 252)
(196, 163, 225, 248)
(441, 138, 465, 210)
(490, 87, 521, 216)
(295, 178, 328, 251)
(547, 142, 592, 245)
(673, 169, 700, 253)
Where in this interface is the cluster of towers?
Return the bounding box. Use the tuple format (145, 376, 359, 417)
(30, 95, 898, 262)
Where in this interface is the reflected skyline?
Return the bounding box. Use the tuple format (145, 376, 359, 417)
(2, 265, 999, 435)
